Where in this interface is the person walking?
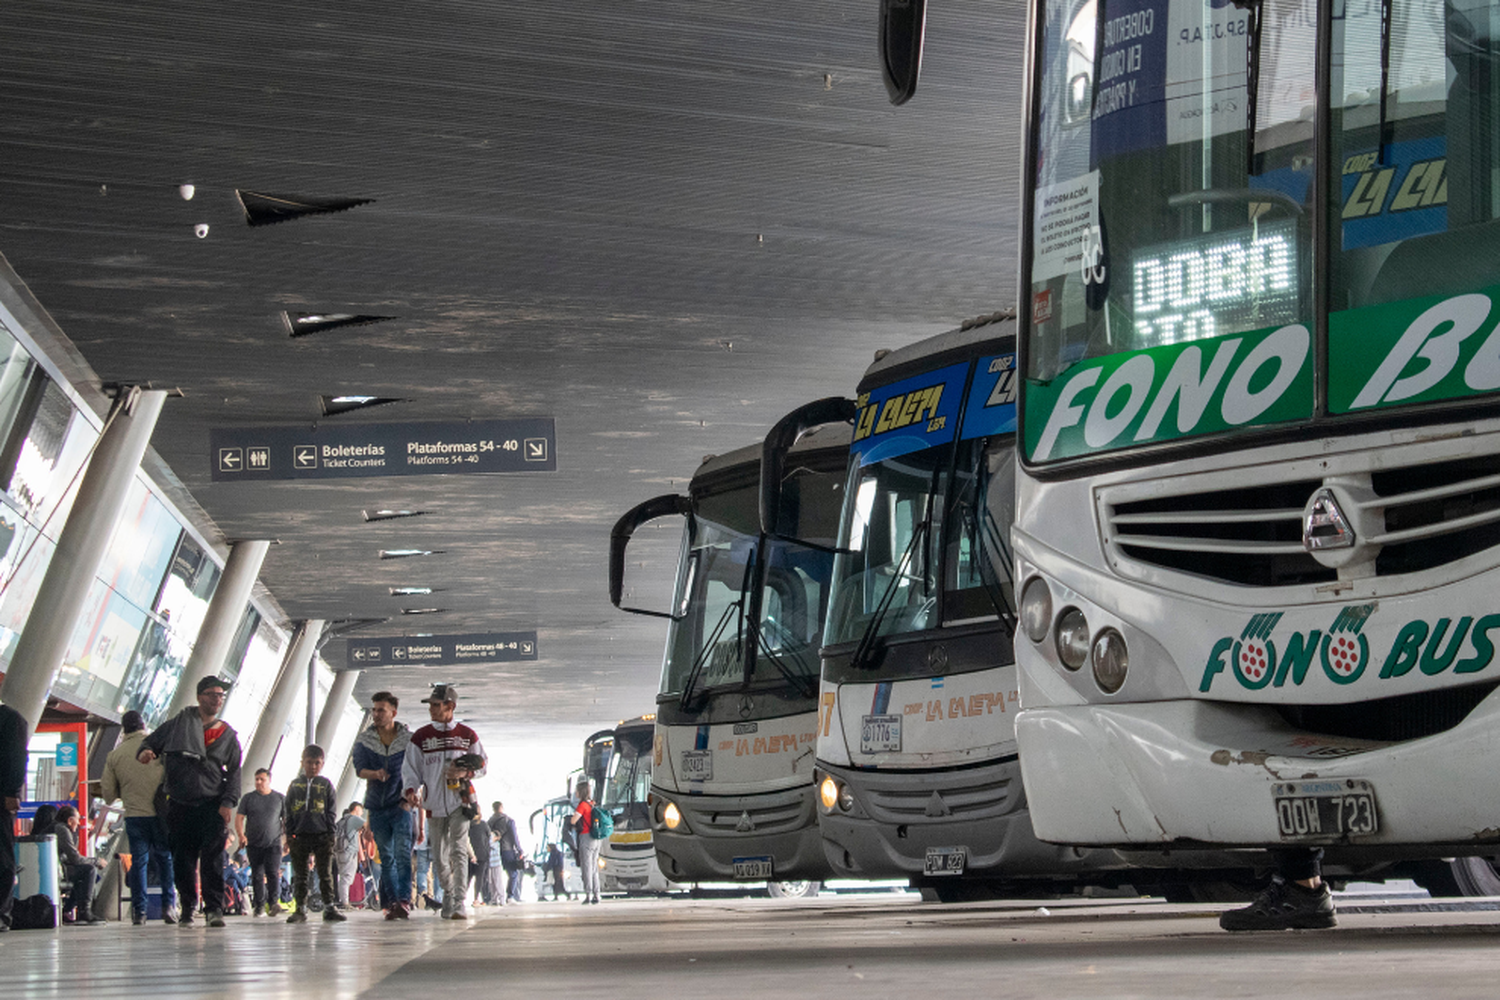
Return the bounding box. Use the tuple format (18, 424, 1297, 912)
(544, 842, 569, 901)
(101, 710, 176, 925)
(138, 675, 242, 928)
(570, 781, 601, 904)
(334, 803, 365, 909)
(352, 690, 414, 920)
(283, 745, 345, 923)
(234, 768, 285, 917)
(0, 701, 25, 932)
(489, 802, 525, 904)
(401, 683, 487, 920)
(467, 813, 491, 906)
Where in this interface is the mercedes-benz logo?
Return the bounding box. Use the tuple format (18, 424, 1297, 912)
(738, 694, 754, 718)
(927, 645, 948, 673)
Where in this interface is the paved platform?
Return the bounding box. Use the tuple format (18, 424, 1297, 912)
(5, 893, 1500, 999)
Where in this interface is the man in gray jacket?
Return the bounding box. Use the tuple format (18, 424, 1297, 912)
(102, 711, 176, 924)
(138, 676, 242, 928)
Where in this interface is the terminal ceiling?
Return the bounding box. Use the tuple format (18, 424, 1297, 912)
(0, 1, 1024, 735)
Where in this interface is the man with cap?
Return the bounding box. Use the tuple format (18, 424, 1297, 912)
(102, 710, 176, 924)
(138, 676, 242, 928)
(401, 683, 487, 920)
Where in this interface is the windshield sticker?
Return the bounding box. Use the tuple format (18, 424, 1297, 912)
(1199, 604, 1500, 694)
(1164, 0, 1250, 146)
(1341, 137, 1448, 251)
(851, 361, 968, 465)
(1090, 0, 1168, 164)
(1023, 322, 1313, 461)
(1033, 172, 1101, 282)
(961, 353, 1019, 440)
(1330, 285, 1500, 413)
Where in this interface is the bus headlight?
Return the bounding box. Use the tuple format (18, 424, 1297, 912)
(838, 785, 854, 812)
(1019, 576, 1052, 644)
(819, 776, 839, 811)
(1092, 628, 1128, 693)
(1055, 607, 1090, 671)
(662, 801, 683, 830)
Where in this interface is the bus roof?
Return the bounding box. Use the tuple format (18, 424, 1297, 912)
(860, 312, 1016, 390)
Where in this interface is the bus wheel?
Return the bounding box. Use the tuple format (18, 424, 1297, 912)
(1450, 857, 1500, 897)
(767, 880, 820, 899)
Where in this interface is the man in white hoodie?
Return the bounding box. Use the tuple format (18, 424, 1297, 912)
(101, 711, 175, 925)
(401, 684, 487, 920)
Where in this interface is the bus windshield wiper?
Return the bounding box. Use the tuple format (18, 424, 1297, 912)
(679, 553, 755, 711)
(849, 513, 932, 672)
(967, 498, 1018, 638)
(754, 621, 819, 698)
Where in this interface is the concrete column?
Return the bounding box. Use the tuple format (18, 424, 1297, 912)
(335, 756, 361, 810)
(240, 619, 323, 791)
(315, 668, 359, 750)
(0, 388, 167, 729)
(167, 539, 270, 716)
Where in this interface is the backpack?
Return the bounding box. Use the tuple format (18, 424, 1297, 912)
(590, 808, 614, 838)
(10, 893, 57, 930)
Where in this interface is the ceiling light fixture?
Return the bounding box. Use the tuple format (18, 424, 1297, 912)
(363, 509, 428, 522)
(283, 312, 395, 338)
(320, 395, 406, 416)
(378, 549, 443, 560)
(389, 587, 434, 596)
(236, 190, 374, 227)
(400, 608, 445, 616)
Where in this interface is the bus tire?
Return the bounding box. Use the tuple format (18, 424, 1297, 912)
(767, 880, 821, 899)
(1450, 857, 1500, 897)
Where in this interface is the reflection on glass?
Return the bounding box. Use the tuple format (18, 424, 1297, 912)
(601, 725, 653, 831)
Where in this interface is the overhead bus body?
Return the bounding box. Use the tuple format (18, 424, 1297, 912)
(1011, 0, 1500, 882)
(611, 425, 850, 885)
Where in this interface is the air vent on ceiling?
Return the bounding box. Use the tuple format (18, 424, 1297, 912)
(389, 586, 434, 596)
(321, 395, 406, 416)
(283, 312, 395, 338)
(379, 549, 444, 560)
(364, 509, 428, 523)
(236, 190, 374, 227)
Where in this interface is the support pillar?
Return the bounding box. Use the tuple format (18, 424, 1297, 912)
(315, 668, 359, 751)
(240, 619, 323, 791)
(335, 706, 371, 808)
(0, 389, 167, 729)
(167, 539, 270, 716)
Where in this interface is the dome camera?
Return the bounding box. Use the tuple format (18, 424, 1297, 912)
(193, 223, 209, 239)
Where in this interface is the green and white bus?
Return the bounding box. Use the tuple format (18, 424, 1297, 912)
(1004, 0, 1500, 888)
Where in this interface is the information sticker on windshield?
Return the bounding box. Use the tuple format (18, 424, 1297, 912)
(680, 749, 713, 782)
(860, 714, 902, 754)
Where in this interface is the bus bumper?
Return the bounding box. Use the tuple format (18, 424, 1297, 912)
(1015, 696, 1500, 849)
(814, 757, 1122, 880)
(651, 783, 831, 882)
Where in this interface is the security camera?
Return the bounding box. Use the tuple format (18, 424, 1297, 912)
(194, 223, 209, 239)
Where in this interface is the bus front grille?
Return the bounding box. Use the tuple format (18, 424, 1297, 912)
(681, 798, 812, 838)
(861, 774, 1016, 823)
(1277, 681, 1500, 743)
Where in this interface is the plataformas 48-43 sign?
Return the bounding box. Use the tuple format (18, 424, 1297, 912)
(210, 418, 556, 481)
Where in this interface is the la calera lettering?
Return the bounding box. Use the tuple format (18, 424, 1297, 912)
(1033, 324, 1310, 460)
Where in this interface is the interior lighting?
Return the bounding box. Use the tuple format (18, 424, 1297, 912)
(389, 587, 434, 596)
(363, 509, 427, 522)
(378, 549, 442, 560)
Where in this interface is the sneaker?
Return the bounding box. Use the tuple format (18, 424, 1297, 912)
(179, 912, 196, 927)
(131, 910, 145, 926)
(287, 909, 308, 924)
(323, 907, 348, 922)
(384, 908, 400, 921)
(266, 902, 284, 917)
(1219, 877, 1337, 932)
(251, 904, 263, 918)
(206, 910, 226, 928)
(162, 905, 178, 925)
(394, 903, 411, 920)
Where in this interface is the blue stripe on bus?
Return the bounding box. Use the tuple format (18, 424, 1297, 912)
(871, 682, 892, 715)
(695, 724, 710, 750)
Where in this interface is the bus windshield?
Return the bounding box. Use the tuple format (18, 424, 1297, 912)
(659, 467, 838, 700)
(825, 437, 1014, 649)
(1026, 0, 1500, 463)
(602, 725, 653, 830)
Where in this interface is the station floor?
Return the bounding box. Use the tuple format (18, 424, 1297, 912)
(5, 889, 1500, 999)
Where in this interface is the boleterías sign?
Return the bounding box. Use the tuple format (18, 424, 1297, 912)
(211, 418, 555, 481)
(343, 631, 538, 670)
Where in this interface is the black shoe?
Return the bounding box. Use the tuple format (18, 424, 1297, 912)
(178, 912, 196, 927)
(323, 906, 348, 922)
(287, 909, 308, 924)
(131, 910, 145, 926)
(206, 910, 226, 928)
(1220, 877, 1337, 931)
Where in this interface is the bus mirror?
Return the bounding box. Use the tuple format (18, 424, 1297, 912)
(761, 396, 858, 538)
(609, 493, 692, 617)
(880, 0, 927, 105)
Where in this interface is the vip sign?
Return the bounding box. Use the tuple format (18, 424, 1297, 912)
(1024, 322, 1313, 461)
(1330, 285, 1500, 413)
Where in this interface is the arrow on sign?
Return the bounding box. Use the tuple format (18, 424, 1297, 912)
(521, 641, 534, 654)
(524, 438, 547, 461)
(219, 448, 243, 472)
(293, 445, 318, 470)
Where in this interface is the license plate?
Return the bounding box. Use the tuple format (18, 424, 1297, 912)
(680, 749, 713, 781)
(861, 713, 902, 753)
(924, 846, 966, 876)
(732, 855, 773, 879)
(1272, 779, 1379, 840)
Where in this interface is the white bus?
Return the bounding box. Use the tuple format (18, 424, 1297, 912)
(800, 317, 1153, 898)
(1002, 0, 1500, 892)
(596, 714, 680, 893)
(610, 418, 851, 895)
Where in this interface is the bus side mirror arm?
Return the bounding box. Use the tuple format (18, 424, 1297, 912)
(609, 493, 692, 616)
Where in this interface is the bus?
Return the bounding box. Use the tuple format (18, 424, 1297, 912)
(529, 795, 585, 899)
(610, 418, 851, 895)
(596, 714, 680, 894)
(787, 315, 1157, 898)
(997, 0, 1500, 891)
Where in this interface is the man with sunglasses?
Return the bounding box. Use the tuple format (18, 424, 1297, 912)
(138, 675, 243, 928)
